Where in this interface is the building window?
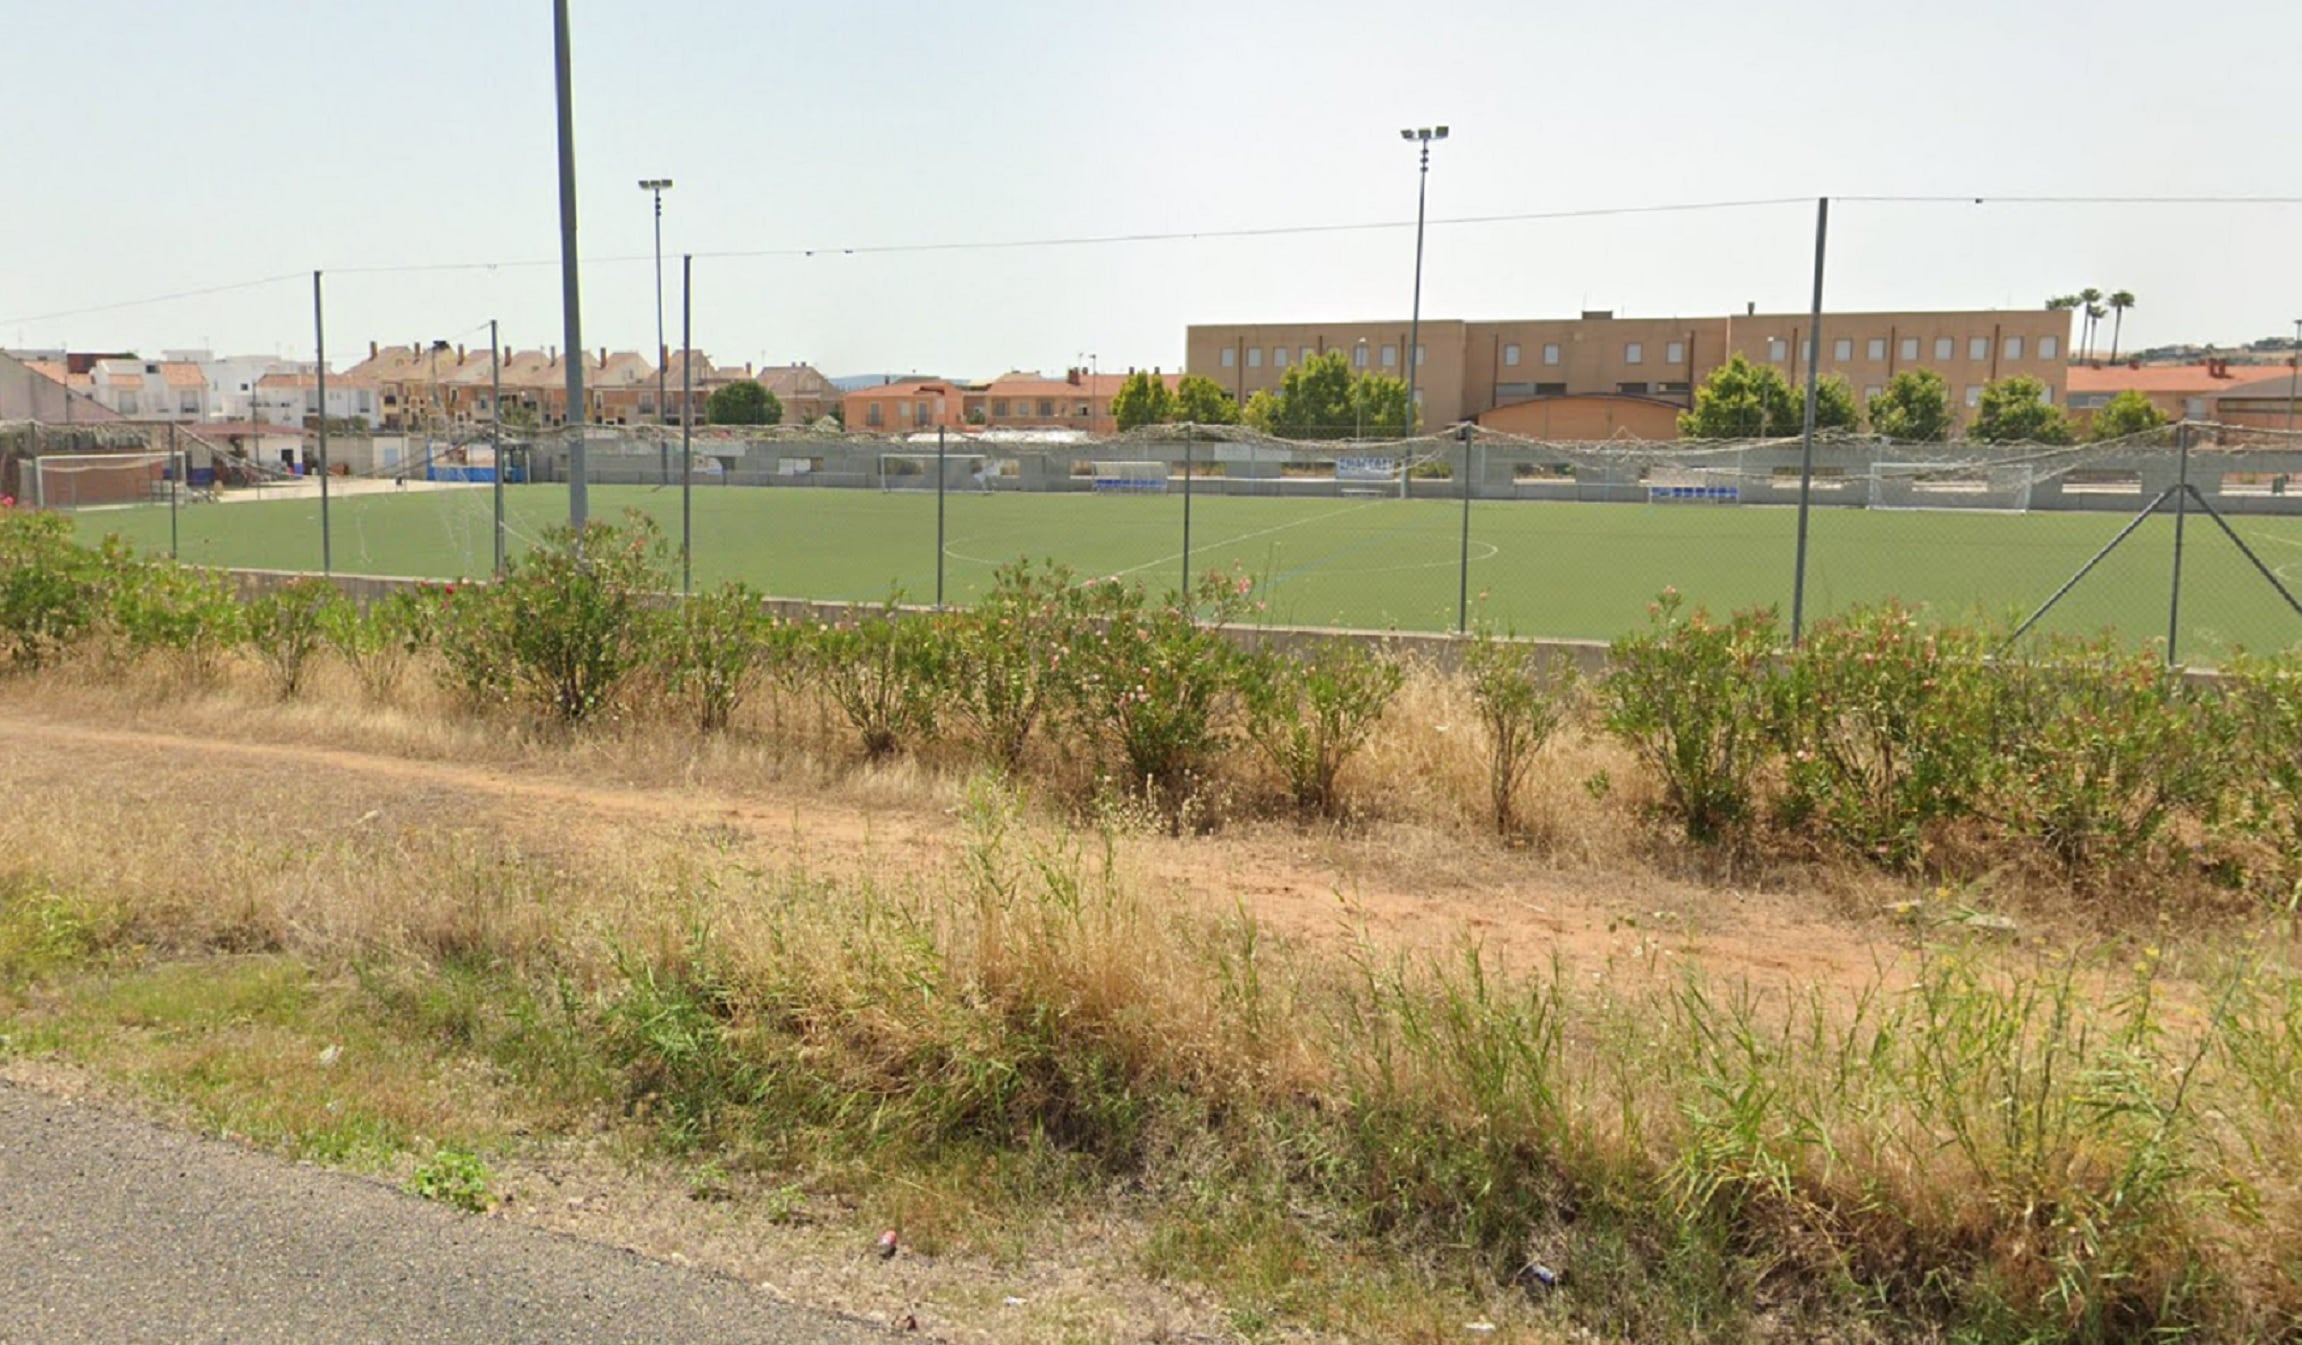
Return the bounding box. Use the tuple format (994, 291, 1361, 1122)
(1415, 344, 1425, 367)
(1503, 342, 1521, 367)
(1900, 337, 1919, 361)
(1247, 347, 1262, 368)
(1220, 347, 1235, 368)
(1300, 346, 1314, 364)
(866, 402, 882, 427)
(1864, 386, 1884, 401)
(1542, 343, 1561, 365)
(2041, 336, 2060, 360)
(1658, 380, 1690, 395)
(1867, 338, 1886, 360)
(1273, 347, 1288, 368)
(1352, 344, 1368, 368)
(1767, 338, 1787, 362)
(2004, 336, 2024, 360)
(1965, 386, 1982, 408)
(1618, 381, 1650, 395)
(2039, 385, 2054, 404)
(1666, 340, 1685, 364)
(1534, 382, 1567, 396)
(1969, 337, 1989, 360)
(1935, 337, 1955, 360)
(992, 400, 1007, 417)
(179, 393, 199, 413)
(1381, 345, 1398, 367)
(1039, 400, 1054, 417)
(1826, 338, 1848, 361)
(1625, 342, 1644, 365)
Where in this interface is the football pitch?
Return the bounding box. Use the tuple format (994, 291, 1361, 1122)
(90, 483, 2302, 658)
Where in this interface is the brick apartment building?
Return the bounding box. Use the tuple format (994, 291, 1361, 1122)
(1187, 309, 2073, 437)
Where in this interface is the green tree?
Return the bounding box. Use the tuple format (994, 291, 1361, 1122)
(1867, 368, 1954, 442)
(1172, 374, 1240, 426)
(1350, 371, 1414, 437)
(1109, 370, 1176, 431)
(1793, 373, 1861, 432)
(2088, 387, 2168, 441)
(2106, 290, 2135, 362)
(706, 381, 781, 426)
(1677, 353, 1797, 438)
(1970, 375, 2072, 444)
(1234, 351, 1416, 439)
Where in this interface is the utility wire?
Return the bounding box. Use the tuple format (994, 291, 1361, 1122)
(11, 193, 2300, 328)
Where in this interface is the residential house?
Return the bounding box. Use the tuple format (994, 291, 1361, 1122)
(2063, 361, 2258, 429)
(844, 379, 970, 433)
(981, 369, 1179, 435)
(251, 371, 381, 434)
(0, 351, 118, 421)
(83, 357, 210, 420)
(756, 364, 842, 426)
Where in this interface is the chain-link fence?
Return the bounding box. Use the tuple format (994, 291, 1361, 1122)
(12, 418, 2302, 667)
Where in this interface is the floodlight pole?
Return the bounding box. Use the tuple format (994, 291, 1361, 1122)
(641, 177, 674, 486)
(553, 0, 587, 531)
(313, 269, 331, 575)
(1789, 196, 1829, 646)
(681, 253, 693, 595)
(935, 425, 947, 609)
(2288, 317, 2299, 440)
(1400, 126, 1447, 439)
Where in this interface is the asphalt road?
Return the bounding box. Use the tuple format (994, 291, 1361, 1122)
(0, 1082, 888, 1344)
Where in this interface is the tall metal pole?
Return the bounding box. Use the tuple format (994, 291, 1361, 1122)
(2167, 420, 2191, 666)
(935, 425, 947, 609)
(167, 422, 179, 560)
(2288, 318, 2299, 440)
(656, 186, 667, 488)
(1181, 425, 1194, 615)
(314, 269, 332, 575)
(491, 318, 505, 576)
(1404, 136, 1433, 438)
(681, 253, 693, 596)
(1789, 197, 1829, 645)
(553, 0, 587, 530)
(1457, 423, 1473, 633)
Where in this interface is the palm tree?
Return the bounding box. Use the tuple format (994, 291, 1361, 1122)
(2077, 287, 2104, 360)
(2107, 291, 2135, 362)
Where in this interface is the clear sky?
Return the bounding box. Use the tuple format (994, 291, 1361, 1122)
(3, 0, 2297, 379)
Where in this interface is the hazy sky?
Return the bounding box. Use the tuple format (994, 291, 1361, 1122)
(4, 0, 2298, 380)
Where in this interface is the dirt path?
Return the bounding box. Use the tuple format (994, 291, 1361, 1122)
(0, 705, 1906, 994)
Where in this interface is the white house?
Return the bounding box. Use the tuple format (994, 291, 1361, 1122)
(252, 371, 381, 429)
(165, 349, 315, 422)
(87, 357, 210, 420)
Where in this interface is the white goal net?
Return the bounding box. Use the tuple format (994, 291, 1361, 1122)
(31, 451, 181, 510)
(1869, 461, 2035, 512)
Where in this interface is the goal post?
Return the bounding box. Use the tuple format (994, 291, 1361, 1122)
(30, 451, 182, 511)
(1869, 461, 2035, 512)
(1090, 460, 1170, 494)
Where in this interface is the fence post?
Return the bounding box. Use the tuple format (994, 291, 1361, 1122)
(167, 423, 179, 560)
(1457, 423, 1474, 633)
(680, 255, 693, 596)
(313, 269, 332, 575)
(2167, 420, 2191, 666)
(1181, 425, 1194, 617)
(1790, 196, 1829, 645)
(935, 425, 947, 609)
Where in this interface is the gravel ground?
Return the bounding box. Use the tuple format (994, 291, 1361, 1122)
(0, 1081, 891, 1344)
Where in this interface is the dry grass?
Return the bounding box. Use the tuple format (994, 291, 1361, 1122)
(7, 675, 2302, 1341)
